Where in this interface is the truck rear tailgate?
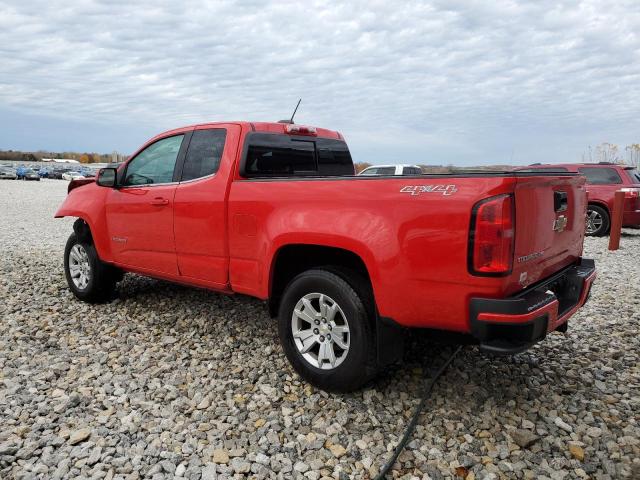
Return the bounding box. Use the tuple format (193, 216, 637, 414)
(507, 174, 587, 295)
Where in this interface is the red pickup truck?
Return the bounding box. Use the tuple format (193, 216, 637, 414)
(55, 121, 596, 391)
(517, 163, 640, 236)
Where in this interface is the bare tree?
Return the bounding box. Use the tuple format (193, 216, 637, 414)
(594, 142, 623, 163)
(581, 145, 593, 163)
(625, 144, 640, 168)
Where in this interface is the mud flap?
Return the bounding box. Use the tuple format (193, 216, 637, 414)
(377, 316, 406, 367)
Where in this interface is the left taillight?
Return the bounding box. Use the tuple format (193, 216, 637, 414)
(468, 194, 515, 276)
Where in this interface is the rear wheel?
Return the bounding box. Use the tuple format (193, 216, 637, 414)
(64, 232, 118, 303)
(585, 205, 610, 237)
(277, 269, 376, 392)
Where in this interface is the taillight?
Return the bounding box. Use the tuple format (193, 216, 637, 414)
(621, 187, 640, 199)
(469, 194, 515, 276)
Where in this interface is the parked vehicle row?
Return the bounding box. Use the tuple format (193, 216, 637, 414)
(55, 120, 595, 392)
(0, 163, 98, 181)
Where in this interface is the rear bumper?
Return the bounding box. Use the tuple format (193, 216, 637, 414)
(469, 258, 596, 354)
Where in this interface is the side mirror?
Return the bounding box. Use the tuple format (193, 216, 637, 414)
(97, 168, 117, 187)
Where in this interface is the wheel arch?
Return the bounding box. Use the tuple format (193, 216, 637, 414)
(268, 243, 405, 368)
(58, 212, 113, 262)
(268, 243, 374, 318)
(587, 200, 610, 215)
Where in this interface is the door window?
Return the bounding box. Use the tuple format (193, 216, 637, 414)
(123, 135, 184, 186)
(577, 167, 622, 185)
(181, 129, 227, 181)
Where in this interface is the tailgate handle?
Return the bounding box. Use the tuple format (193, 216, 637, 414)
(554, 191, 568, 212)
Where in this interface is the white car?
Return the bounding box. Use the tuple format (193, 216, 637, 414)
(358, 164, 422, 176)
(0, 166, 18, 179)
(62, 171, 85, 181)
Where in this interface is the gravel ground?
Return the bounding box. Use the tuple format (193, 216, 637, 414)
(0, 179, 638, 480)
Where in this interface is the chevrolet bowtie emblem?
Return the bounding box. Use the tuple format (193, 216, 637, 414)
(553, 215, 568, 233)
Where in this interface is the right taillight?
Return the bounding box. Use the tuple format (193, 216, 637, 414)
(469, 194, 515, 276)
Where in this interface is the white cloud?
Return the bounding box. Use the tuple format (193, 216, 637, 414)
(0, 0, 638, 164)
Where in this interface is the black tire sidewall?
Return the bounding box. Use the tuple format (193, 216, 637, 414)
(278, 269, 374, 392)
(64, 233, 108, 302)
(587, 205, 610, 237)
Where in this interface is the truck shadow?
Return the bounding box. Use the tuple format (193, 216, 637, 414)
(368, 329, 576, 408)
(112, 272, 586, 409)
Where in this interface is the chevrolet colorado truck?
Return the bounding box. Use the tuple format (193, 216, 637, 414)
(55, 121, 596, 391)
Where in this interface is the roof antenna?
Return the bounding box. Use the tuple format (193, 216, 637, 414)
(278, 99, 301, 124)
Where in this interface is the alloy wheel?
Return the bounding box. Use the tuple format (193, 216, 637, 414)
(68, 244, 91, 290)
(291, 293, 350, 370)
(585, 209, 603, 235)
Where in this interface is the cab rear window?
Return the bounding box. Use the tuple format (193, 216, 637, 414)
(243, 133, 354, 177)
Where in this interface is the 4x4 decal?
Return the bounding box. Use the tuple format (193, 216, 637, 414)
(400, 185, 458, 196)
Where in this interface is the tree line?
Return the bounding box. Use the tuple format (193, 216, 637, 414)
(0, 150, 125, 164)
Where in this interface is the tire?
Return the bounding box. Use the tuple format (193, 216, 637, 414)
(278, 268, 377, 392)
(585, 204, 610, 237)
(64, 232, 117, 303)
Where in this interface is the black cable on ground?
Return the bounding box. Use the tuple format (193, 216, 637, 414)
(373, 345, 463, 480)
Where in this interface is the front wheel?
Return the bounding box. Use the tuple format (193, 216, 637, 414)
(277, 269, 376, 392)
(64, 233, 118, 303)
(585, 205, 610, 237)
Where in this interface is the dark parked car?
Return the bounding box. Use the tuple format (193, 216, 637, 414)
(22, 168, 41, 181)
(49, 167, 73, 179)
(79, 167, 96, 178)
(39, 167, 53, 178)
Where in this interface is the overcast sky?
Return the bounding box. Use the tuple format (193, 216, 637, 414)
(1, 0, 639, 165)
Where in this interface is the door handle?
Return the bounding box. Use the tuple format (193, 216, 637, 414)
(151, 197, 169, 206)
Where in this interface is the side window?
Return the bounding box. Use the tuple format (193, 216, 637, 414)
(403, 167, 421, 175)
(626, 168, 640, 183)
(578, 167, 622, 185)
(245, 136, 316, 176)
(376, 167, 396, 175)
(317, 138, 354, 176)
(181, 129, 227, 181)
(360, 167, 379, 175)
(123, 135, 184, 186)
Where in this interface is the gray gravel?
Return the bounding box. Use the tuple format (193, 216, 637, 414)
(1, 179, 639, 480)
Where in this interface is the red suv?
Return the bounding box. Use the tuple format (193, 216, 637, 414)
(518, 163, 640, 236)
